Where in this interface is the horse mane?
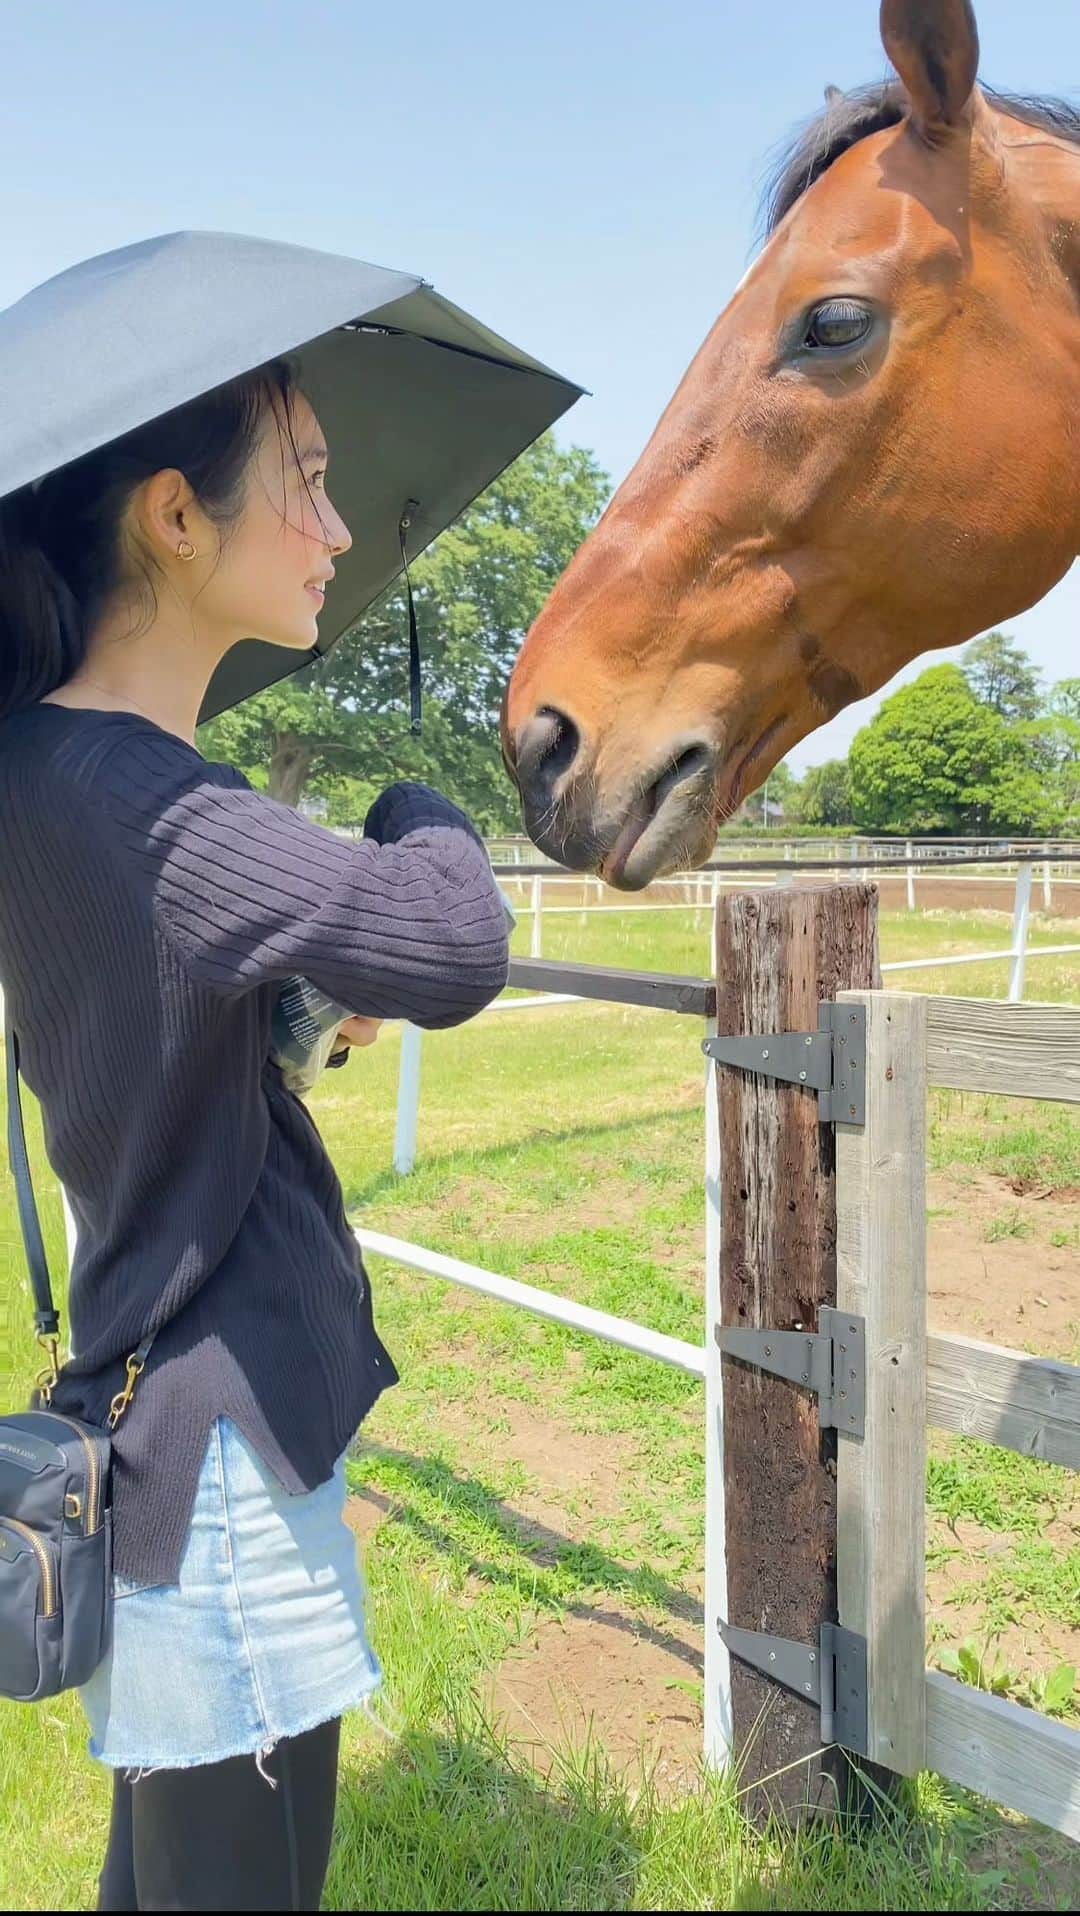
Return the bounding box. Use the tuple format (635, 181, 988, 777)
(762, 80, 1080, 236)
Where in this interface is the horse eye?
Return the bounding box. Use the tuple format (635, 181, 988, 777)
(804, 299, 872, 350)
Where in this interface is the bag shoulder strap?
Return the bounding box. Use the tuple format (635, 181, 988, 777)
(5, 1022, 59, 1340)
(5, 1022, 156, 1399)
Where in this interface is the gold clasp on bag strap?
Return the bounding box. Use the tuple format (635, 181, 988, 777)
(33, 1332, 61, 1405)
(107, 1349, 147, 1429)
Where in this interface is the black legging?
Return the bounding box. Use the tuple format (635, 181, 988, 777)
(95, 1716, 341, 1912)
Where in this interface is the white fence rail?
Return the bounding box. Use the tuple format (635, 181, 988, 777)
(391, 854, 1079, 1173)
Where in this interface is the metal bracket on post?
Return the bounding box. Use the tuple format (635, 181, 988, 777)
(718, 1619, 868, 1757)
(716, 1308, 865, 1437)
(702, 1000, 865, 1125)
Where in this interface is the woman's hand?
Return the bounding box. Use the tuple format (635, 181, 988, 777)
(336, 1016, 383, 1048)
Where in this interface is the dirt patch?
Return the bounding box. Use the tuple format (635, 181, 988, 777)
(343, 1482, 394, 1548)
(927, 1171, 1079, 1360)
(344, 1395, 638, 1564)
(444, 1396, 627, 1506)
(873, 876, 1080, 919)
(486, 1608, 704, 1796)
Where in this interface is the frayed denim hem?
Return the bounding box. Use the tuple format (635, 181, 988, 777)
(87, 1672, 384, 1787)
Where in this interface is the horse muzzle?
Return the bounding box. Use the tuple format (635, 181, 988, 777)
(509, 707, 718, 889)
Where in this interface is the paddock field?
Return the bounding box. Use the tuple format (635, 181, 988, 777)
(1, 902, 1077, 1911)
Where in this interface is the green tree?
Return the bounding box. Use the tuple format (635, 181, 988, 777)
(1049, 677, 1080, 726)
(848, 664, 1054, 834)
(1018, 678, 1080, 831)
(788, 759, 852, 826)
(199, 435, 610, 828)
(962, 631, 1042, 721)
(747, 758, 796, 826)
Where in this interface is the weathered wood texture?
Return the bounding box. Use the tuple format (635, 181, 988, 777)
(925, 1672, 1080, 1842)
(927, 1332, 1080, 1471)
(713, 883, 879, 1819)
(925, 996, 1080, 1103)
(836, 991, 928, 1775)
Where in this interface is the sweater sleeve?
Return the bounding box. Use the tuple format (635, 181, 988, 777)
(102, 731, 510, 1026)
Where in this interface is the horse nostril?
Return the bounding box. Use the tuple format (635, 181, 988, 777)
(515, 706, 582, 808)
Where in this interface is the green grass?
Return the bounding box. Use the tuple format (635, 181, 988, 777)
(928, 1093, 1080, 1189)
(927, 1440, 1073, 1537)
(0, 903, 1077, 1910)
(983, 1210, 1033, 1242)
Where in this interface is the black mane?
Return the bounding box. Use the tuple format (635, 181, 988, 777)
(762, 80, 1080, 236)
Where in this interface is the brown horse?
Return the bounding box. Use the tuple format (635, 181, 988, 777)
(503, 0, 1079, 888)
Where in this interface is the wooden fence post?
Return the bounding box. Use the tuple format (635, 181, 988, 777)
(711, 883, 879, 1821)
(836, 990, 927, 1776)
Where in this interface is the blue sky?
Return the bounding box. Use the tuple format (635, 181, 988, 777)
(2, 0, 1075, 768)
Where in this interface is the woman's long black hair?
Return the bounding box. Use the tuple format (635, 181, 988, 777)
(0, 358, 295, 720)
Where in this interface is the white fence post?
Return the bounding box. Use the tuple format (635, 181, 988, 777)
(393, 1024, 423, 1175)
(1009, 863, 1033, 1004)
(530, 875, 543, 959)
(702, 1011, 733, 1767)
(1043, 860, 1052, 913)
(906, 840, 916, 911)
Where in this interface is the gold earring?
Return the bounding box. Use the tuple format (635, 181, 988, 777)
(176, 539, 197, 561)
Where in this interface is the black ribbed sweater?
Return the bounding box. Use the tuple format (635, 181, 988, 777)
(0, 704, 510, 1585)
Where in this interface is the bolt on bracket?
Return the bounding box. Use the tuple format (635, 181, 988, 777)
(716, 1308, 866, 1437)
(718, 1618, 868, 1757)
(702, 1000, 866, 1124)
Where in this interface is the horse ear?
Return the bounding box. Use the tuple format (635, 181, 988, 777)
(824, 85, 844, 107)
(880, 0, 979, 139)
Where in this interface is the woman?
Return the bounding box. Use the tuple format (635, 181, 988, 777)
(0, 358, 510, 1909)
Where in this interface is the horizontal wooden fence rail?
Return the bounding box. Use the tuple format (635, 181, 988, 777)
(927, 1331, 1080, 1471)
(925, 996, 1080, 1103)
(924, 1673, 1080, 1843)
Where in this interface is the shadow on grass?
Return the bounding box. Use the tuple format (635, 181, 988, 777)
(348, 1440, 703, 1655)
(340, 1101, 701, 1212)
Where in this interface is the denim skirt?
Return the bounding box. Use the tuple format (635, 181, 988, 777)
(78, 1415, 382, 1777)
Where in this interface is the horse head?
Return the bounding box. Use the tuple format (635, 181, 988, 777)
(504, 0, 1080, 886)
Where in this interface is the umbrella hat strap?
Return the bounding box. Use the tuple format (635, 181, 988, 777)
(399, 499, 423, 736)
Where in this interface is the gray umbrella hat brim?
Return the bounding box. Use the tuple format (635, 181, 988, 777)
(0, 230, 583, 721)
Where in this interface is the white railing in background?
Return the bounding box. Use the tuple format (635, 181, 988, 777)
(390, 852, 1079, 1173)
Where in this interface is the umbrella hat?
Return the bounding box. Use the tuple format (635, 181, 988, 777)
(0, 230, 583, 721)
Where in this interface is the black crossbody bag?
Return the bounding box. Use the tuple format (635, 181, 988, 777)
(0, 1023, 154, 1701)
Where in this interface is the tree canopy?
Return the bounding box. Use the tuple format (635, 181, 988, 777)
(787, 759, 852, 827)
(847, 660, 1072, 835)
(961, 631, 1042, 722)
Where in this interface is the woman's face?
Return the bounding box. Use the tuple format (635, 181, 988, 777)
(199, 387, 352, 653)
